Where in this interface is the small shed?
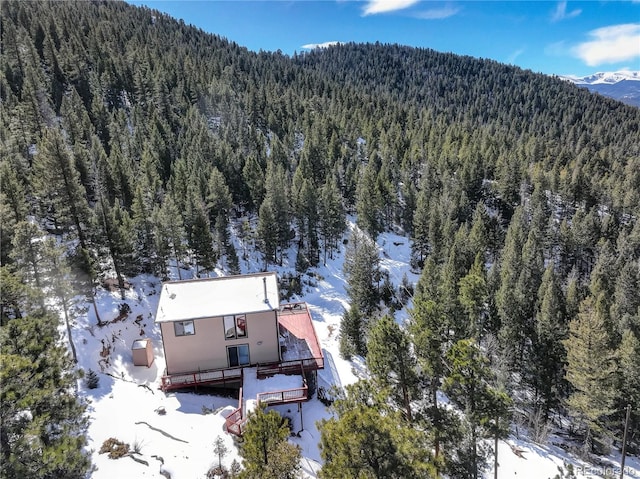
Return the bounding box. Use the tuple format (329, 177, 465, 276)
(132, 339, 154, 367)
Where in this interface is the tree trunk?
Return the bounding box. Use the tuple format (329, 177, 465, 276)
(91, 288, 103, 326)
(61, 295, 78, 363)
(433, 384, 441, 478)
(494, 415, 499, 479)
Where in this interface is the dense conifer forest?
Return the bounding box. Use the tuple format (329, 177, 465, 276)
(1, 1, 639, 477)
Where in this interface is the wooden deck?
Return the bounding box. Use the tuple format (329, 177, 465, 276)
(161, 366, 243, 391)
(225, 363, 309, 437)
(277, 302, 324, 366)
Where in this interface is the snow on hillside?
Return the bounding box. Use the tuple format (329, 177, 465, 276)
(561, 70, 640, 85)
(68, 221, 640, 478)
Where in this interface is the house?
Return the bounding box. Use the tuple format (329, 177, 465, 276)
(155, 272, 324, 435)
(156, 272, 281, 379)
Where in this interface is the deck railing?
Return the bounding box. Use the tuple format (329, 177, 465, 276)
(257, 386, 308, 404)
(257, 357, 323, 378)
(161, 366, 243, 391)
(225, 365, 309, 436)
(225, 387, 245, 436)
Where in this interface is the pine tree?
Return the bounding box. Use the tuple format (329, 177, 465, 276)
(458, 253, 488, 339)
(356, 160, 384, 239)
(0, 160, 29, 265)
(343, 228, 381, 315)
(212, 435, 229, 473)
(617, 329, 640, 447)
(0, 312, 91, 478)
(106, 142, 134, 208)
(257, 199, 278, 268)
(409, 294, 449, 470)
(319, 175, 345, 263)
(443, 339, 512, 479)
(131, 184, 157, 274)
(243, 154, 265, 210)
(439, 231, 470, 340)
(10, 221, 47, 296)
(611, 261, 640, 334)
(239, 404, 300, 479)
(532, 265, 567, 417)
(186, 191, 216, 276)
(563, 296, 617, 454)
(40, 238, 78, 362)
(367, 315, 419, 423)
(32, 128, 91, 249)
(318, 400, 433, 479)
(0, 267, 39, 322)
(496, 206, 528, 369)
(154, 194, 187, 280)
(206, 167, 233, 251)
(467, 202, 490, 260)
(339, 305, 366, 359)
(94, 197, 135, 299)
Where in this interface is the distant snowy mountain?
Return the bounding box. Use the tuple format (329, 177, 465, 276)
(560, 71, 640, 107)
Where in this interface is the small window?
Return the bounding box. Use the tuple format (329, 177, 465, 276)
(174, 320, 195, 336)
(223, 315, 247, 339)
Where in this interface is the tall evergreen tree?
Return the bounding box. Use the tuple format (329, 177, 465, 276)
(617, 329, 640, 448)
(443, 339, 511, 479)
(319, 175, 346, 263)
(239, 404, 300, 479)
(339, 305, 366, 359)
(319, 384, 434, 479)
(496, 206, 528, 369)
(185, 188, 216, 276)
(1, 311, 91, 478)
(343, 228, 381, 316)
(206, 167, 233, 251)
(0, 160, 29, 266)
(356, 160, 384, 239)
(409, 295, 449, 470)
(257, 163, 290, 265)
(10, 221, 46, 296)
(32, 128, 91, 249)
(257, 199, 278, 268)
(563, 296, 617, 454)
(532, 265, 567, 417)
(367, 315, 419, 423)
(94, 196, 135, 299)
(40, 238, 78, 362)
(458, 253, 488, 339)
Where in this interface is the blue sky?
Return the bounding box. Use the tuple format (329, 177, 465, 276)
(129, 1, 640, 77)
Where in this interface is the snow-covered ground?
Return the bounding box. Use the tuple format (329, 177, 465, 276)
(69, 222, 639, 478)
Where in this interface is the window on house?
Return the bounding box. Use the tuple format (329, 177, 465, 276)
(227, 344, 250, 367)
(174, 320, 195, 336)
(223, 315, 247, 339)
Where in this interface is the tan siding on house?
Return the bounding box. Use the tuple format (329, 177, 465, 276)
(162, 310, 280, 375)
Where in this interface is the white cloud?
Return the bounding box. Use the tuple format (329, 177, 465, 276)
(413, 6, 460, 20)
(544, 40, 568, 57)
(573, 23, 640, 66)
(507, 48, 525, 65)
(301, 41, 342, 50)
(362, 0, 420, 16)
(551, 1, 581, 22)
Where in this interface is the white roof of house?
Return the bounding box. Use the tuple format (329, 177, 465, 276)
(155, 272, 279, 323)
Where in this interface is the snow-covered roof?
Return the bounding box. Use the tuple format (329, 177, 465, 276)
(132, 339, 150, 349)
(155, 272, 279, 323)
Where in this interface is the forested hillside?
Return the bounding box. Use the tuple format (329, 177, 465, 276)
(1, 1, 639, 477)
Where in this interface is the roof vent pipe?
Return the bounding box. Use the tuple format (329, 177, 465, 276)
(263, 277, 268, 303)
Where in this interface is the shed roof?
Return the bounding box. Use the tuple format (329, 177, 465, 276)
(155, 272, 279, 323)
